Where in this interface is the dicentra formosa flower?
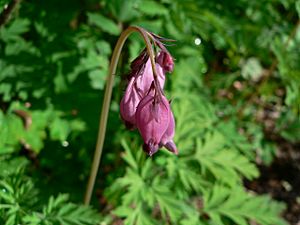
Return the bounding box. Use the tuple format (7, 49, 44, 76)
(120, 35, 177, 156)
(135, 94, 177, 156)
(120, 53, 165, 129)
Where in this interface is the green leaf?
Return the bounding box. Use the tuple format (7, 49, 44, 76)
(195, 132, 259, 185)
(153, 187, 183, 222)
(0, 83, 12, 102)
(49, 117, 70, 142)
(0, 18, 30, 42)
(280, 119, 300, 142)
(137, 0, 168, 16)
(106, 0, 141, 22)
(203, 185, 287, 225)
(121, 139, 139, 171)
(87, 12, 121, 35)
(54, 62, 68, 93)
(24, 194, 102, 225)
(88, 69, 106, 90)
(0, 112, 24, 154)
(122, 202, 157, 225)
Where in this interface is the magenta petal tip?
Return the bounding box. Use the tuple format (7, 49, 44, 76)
(164, 140, 178, 155)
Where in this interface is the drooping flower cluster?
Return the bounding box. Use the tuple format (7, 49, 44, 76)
(120, 37, 177, 156)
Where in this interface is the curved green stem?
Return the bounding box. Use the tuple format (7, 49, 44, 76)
(84, 26, 158, 205)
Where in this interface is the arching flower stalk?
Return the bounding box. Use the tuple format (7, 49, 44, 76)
(84, 26, 177, 205)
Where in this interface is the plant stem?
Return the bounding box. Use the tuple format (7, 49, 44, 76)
(0, 0, 22, 27)
(84, 26, 158, 205)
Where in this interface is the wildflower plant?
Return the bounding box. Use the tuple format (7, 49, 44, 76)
(1, 1, 297, 224)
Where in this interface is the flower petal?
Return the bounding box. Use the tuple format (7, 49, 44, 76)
(136, 95, 170, 155)
(120, 77, 141, 128)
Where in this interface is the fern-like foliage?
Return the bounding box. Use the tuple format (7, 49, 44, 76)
(23, 194, 101, 225)
(0, 158, 102, 225)
(0, 158, 38, 225)
(107, 140, 187, 225)
(194, 133, 258, 186)
(203, 185, 286, 225)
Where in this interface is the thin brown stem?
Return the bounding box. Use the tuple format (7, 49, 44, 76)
(0, 0, 21, 27)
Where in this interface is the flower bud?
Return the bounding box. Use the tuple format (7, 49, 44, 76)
(135, 58, 165, 96)
(120, 56, 166, 129)
(157, 51, 174, 73)
(128, 48, 149, 80)
(135, 95, 171, 156)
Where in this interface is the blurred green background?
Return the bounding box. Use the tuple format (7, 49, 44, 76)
(0, 0, 300, 224)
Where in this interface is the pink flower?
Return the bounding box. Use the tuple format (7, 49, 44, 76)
(120, 34, 178, 156)
(135, 95, 171, 156)
(135, 58, 165, 96)
(120, 56, 165, 128)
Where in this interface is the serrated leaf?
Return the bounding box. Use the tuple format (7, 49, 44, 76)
(195, 132, 259, 185)
(33, 194, 102, 225)
(203, 185, 287, 225)
(153, 188, 183, 222)
(121, 139, 139, 171)
(0, 18, 30, 42)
